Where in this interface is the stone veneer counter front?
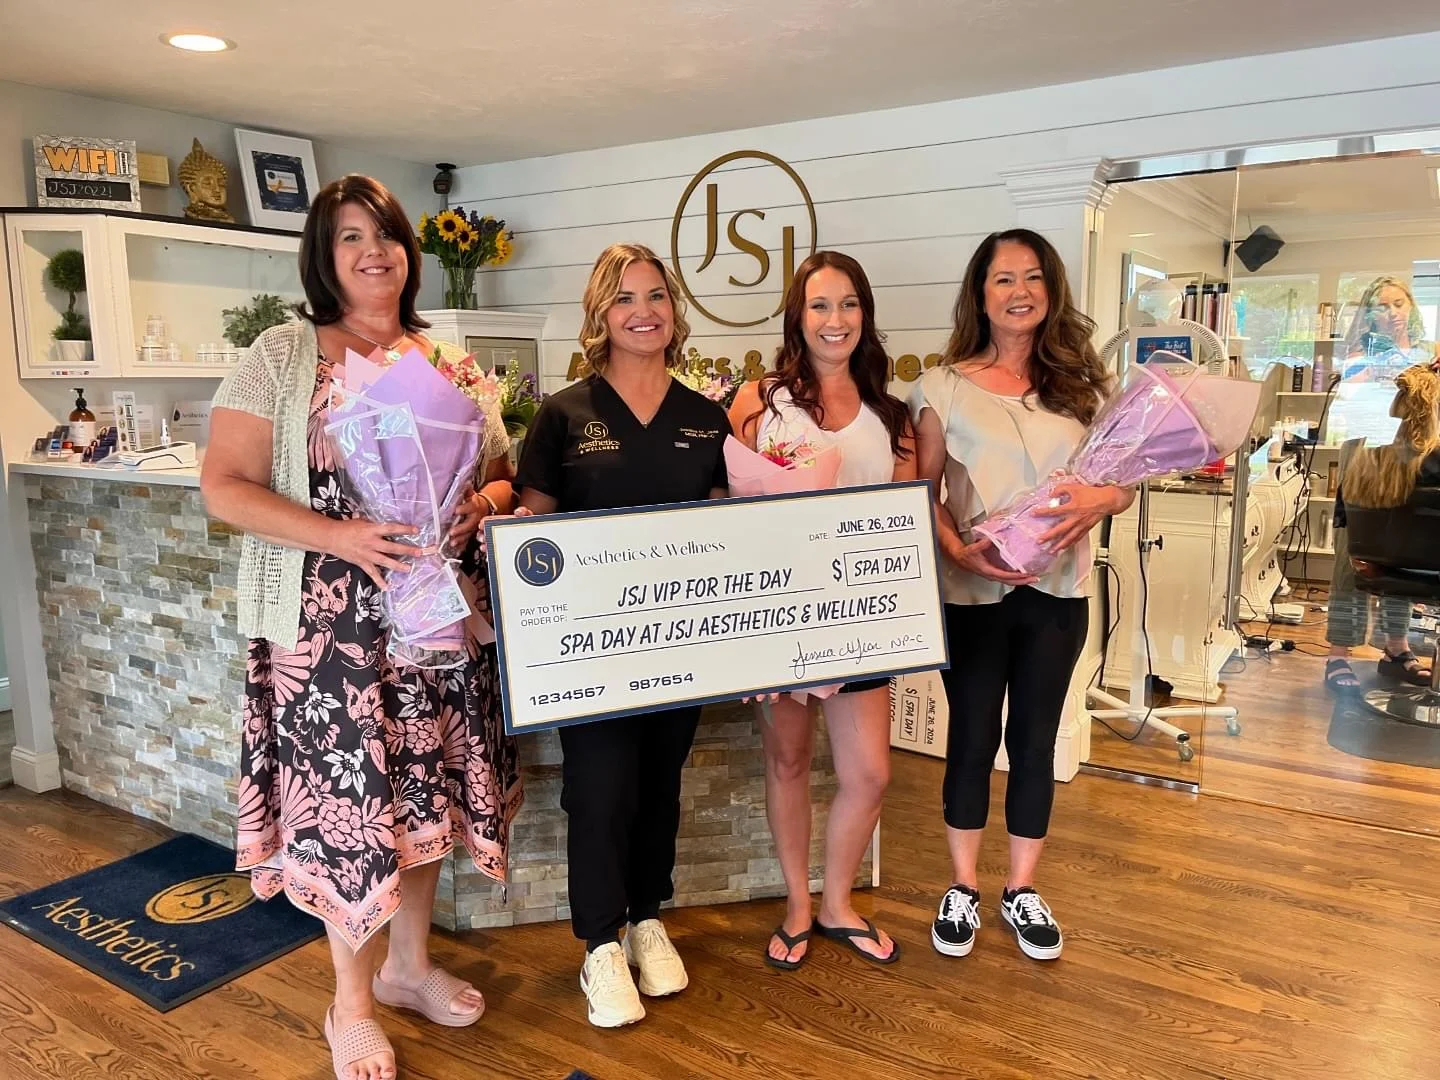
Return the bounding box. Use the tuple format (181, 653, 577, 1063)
(16, 466, 871, 930)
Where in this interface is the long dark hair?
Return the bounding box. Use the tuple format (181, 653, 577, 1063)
(752, 251, 911, 458)
(297, 174, 429, 333)
(943, 228, 1107, 425)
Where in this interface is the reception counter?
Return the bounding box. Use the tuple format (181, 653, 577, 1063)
(7, 462, 870, 929)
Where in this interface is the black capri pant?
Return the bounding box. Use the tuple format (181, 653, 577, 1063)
(937, 586, 1088, 839)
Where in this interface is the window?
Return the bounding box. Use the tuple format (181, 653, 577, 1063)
(1231, 273, 1320, 378)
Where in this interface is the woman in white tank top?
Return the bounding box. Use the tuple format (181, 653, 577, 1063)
(753, 384, 895, 487)
(728, 251, 915, 971)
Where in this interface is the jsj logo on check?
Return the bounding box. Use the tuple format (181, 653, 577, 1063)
(515, 538, 565, 586)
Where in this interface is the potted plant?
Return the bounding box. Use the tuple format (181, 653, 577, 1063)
(46, 248, 91, 364)
(221, 293, 295, 348)
(416, 207, 514, 309)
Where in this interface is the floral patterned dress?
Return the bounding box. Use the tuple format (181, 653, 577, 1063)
(236, 354, 522, 949)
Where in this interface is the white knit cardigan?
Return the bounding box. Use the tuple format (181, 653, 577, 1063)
(211, 319, 508, 649)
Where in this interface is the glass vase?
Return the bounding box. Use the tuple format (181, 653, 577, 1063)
(442, 264, 478, 309)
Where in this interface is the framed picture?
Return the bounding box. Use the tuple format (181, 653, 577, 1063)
(233, 128, 319, 231)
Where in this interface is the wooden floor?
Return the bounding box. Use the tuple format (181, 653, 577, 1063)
(1088, 590, 1440, 833)
(3, 752, 1439, 1079)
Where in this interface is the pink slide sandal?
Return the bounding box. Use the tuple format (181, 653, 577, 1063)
(372, 967, 485, 1027)
(324, 1004, 394, 1080)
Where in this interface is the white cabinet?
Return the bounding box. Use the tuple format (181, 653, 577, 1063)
(418, 309, 548, 467)
(1104, 488, 1238, 703)
(4, 213, 123, 379)
(106, 216, 300, 378)
(418, 309, 548, 381)
(3, 209, 301, 380)
(1102, 460, 1303, 703)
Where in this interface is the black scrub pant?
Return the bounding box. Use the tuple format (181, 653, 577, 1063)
(559, 705, 702, 943)
(938, 587, 1088, 839)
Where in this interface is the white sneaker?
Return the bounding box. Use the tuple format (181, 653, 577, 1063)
(622, 919, 689, 997)
(579, 942, 645, 1028)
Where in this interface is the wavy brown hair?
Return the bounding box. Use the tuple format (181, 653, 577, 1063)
(298, 174, 428, 332)
(750, 251, 912, 458)
(578, 243, 690, 374)
(944, 228, 1108, 425)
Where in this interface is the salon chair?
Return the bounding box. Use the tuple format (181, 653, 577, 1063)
(1346, 487, 1440, 727)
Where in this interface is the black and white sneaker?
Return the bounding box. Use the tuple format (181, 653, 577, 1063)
(931, 884, 981, 957)
(1000, 886, 1063, 960)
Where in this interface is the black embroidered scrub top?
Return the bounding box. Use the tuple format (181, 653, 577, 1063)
(515, 374, 730, 512)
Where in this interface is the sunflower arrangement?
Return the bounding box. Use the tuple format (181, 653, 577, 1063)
(416, 206, 514, 309)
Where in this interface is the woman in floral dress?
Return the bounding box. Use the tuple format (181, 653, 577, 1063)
(204, 175, 520, 1080)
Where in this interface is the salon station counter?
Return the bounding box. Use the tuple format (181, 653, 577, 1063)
(6, 462, 871, 929)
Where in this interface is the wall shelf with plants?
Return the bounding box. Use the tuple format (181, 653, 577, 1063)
(3, 210, 301, 379)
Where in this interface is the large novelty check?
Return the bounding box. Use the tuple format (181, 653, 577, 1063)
(485, 482, 948, 734)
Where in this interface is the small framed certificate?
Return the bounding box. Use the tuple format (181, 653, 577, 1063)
(485, 483, 949, 734)
(234, 128, 319, 231)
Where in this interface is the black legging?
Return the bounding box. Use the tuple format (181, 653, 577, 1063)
(937, 587, 1088, 839)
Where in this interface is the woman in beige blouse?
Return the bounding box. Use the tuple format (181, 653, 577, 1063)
(911, 229, 1131, 966)
(202, 175, 520, 1080)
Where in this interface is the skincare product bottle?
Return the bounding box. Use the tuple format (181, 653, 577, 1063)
(68, 387, 96, 446)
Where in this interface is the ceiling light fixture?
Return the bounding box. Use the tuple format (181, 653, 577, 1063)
(161, 33, 235, 53)
(1129, 232, 1155, 238)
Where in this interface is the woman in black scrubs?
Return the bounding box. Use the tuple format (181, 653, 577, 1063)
(513, 243, 729, 1028)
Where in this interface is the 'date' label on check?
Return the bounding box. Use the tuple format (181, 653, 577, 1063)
(485, 482, 949, 733)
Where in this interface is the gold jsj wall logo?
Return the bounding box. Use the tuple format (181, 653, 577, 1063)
(30, 873, 254, 984)
(670, 150, 817, 329)
(565, 150, 941, 384)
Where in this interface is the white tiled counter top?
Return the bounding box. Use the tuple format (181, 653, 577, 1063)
(8, 459, 202, 487)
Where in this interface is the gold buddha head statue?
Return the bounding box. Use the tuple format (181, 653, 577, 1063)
(178, 138, 234, 223)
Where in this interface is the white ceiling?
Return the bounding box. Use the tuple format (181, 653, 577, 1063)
(1129, 152, 1440, 243)
(1236, 155, 1440, 220)
(4, 2, 1440, 166)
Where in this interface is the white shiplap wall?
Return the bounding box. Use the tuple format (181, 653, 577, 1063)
(460, 147, 1011, 394)
(453, 31, 1440, 397)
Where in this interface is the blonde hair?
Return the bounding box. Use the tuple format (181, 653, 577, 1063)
(1344, 364, 1440, 508)
(1342, 275, 1425, 356)
(578, 243, 690, 375)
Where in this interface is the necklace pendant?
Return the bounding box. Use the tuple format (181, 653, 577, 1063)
(385, 349, 403, 363)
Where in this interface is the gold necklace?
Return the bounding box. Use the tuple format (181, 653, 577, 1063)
(989, 347, 1029, 387)
(341, 321, 407, 362)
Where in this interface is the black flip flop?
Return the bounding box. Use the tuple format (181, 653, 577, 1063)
(811, 917, 901, 965)
(763, 925, 812, 971)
